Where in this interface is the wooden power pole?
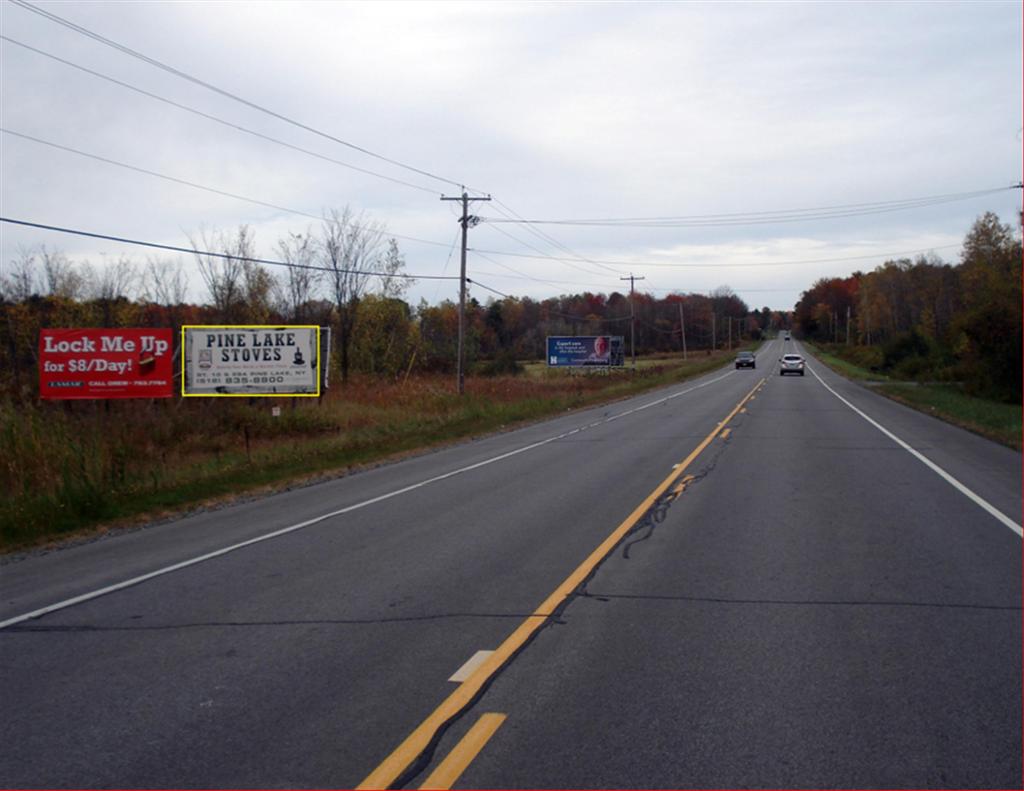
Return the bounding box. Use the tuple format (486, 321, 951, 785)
(620, 273, 645, 369)
(440, 190, 490, 394)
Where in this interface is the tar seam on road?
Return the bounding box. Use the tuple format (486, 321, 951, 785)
(417, 712, 507, 789)
(579, 591, 1021, 611)
(356, 377, 765, 790)
(807, 365, 1021, 537)
(0, 370, 738, 631)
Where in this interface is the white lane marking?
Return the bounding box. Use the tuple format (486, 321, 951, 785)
(0, 368, 739, 630)
(808, 365, 1021, 537)
(448, 650, 494, 683)
(603, 370, 734, 422)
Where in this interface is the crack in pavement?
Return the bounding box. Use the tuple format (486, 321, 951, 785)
(0, 612, 545, 633)
(576, 591, 1021, 612)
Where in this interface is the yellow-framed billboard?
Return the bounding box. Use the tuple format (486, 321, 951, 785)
(181, 325, 321, 397)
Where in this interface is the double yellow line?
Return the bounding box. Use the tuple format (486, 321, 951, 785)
(359, 377, 766, 789)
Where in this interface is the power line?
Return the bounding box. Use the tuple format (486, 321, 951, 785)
(469, 243, 963, 269)
(1, 128, 452, 250)
(463, 278, 511, 300)
(471, 250, 614, 290)
(489, 197, 624, 276)
(478, 186, 1016, 228)
(0, 35, 442, 196)
(430, 226, 463, 303)
(463, 277, 631, 324)
(0, 217, 460, 281)
(482, 222, 618, 279)
(9, 0, 472, 191)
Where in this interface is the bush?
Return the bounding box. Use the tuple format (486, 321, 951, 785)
(882, 330, 930, 370)
(477, 350, 524, 377)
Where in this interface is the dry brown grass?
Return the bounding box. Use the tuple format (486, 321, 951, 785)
(1, 353, 734, 550)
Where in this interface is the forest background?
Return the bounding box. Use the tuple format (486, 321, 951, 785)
(1, 210, 1019, 548)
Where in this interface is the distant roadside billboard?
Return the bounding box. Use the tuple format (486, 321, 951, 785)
(546, 336, 625, 367)
(182, 325, 320, 397)
(39, 328, 174, 400)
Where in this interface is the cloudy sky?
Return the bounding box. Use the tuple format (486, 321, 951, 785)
(1, 0, 1020, 310)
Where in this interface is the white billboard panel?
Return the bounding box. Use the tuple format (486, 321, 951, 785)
(182, 325, 320, 396)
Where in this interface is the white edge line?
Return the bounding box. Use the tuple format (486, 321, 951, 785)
(0, 368, 738, 630)
(808, 365, 1021, 538)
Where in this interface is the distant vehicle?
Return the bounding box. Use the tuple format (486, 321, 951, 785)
(735, 351, 756, 369)
(779, 353, 805, 376)
(784, 333, 791, 340)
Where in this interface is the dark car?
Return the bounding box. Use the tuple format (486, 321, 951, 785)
(735, 351, 756, 369)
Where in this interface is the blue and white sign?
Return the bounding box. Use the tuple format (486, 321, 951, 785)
(546, 336, 625, 367)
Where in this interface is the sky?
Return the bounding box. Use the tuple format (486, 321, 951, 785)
(1, 0, 1021, 311)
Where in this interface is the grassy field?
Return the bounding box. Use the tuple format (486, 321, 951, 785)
(0, 349, 744, 552)
(808, 343, 1020, 450)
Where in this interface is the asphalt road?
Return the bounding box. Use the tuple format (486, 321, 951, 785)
(1, 338, 1020, 789)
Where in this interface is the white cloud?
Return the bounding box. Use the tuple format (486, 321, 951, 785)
(2, 0, 1019, 310)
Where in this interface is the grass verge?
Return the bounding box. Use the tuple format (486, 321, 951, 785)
(1, 350, 744, 552)
(876, 384, 1021, 450)
(807, 343, 1020, 450)
(809, 345, 891, 383)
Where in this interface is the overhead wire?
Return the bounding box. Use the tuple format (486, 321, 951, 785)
(0, 217, 460, 280)
(463, 278, 510, 300)
(488, 197, 671, 293)
(8, 0, 476, 192)
(5, 0, 1006, 308)
(0, 35, 442, 196)
(1, 128, 452, 249)
(489, 197, 624, 276)
(470, 250, 599, 289)
(465, 276, 631, 324)
(468, 242, 963, 269)
(479, 186, 1016, 228)
(479, 222, 620, 280)
(487, 197, 675, 296)
(430, 225, 463, 303)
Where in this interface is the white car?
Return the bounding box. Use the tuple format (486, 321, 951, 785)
(779, 354, 805, 376)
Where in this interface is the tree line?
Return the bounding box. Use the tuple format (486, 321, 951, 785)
(9, 208, 1013, 401)
(793, 212, 1021, 402)
(1, 207, 788, 396)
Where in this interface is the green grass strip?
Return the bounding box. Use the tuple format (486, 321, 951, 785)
(807, 343, 1020, 450)
(878, 384, 1021, 450)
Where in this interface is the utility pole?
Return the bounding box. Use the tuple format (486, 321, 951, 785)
(728, 315, 732, 351)
(846, 305, 851, 345)
(678, 302, 687, 360)
(620, 273, 644, 369)
(440, 190, 491, 395)
(712, 312, 716, 351)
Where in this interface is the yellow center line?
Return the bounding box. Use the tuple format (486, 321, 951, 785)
(357, 377, 766, 790)
(720, 428, 731, 440)
(418, 713, 507, 790)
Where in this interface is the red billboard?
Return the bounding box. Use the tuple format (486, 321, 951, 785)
(39, 329, 174, 399)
